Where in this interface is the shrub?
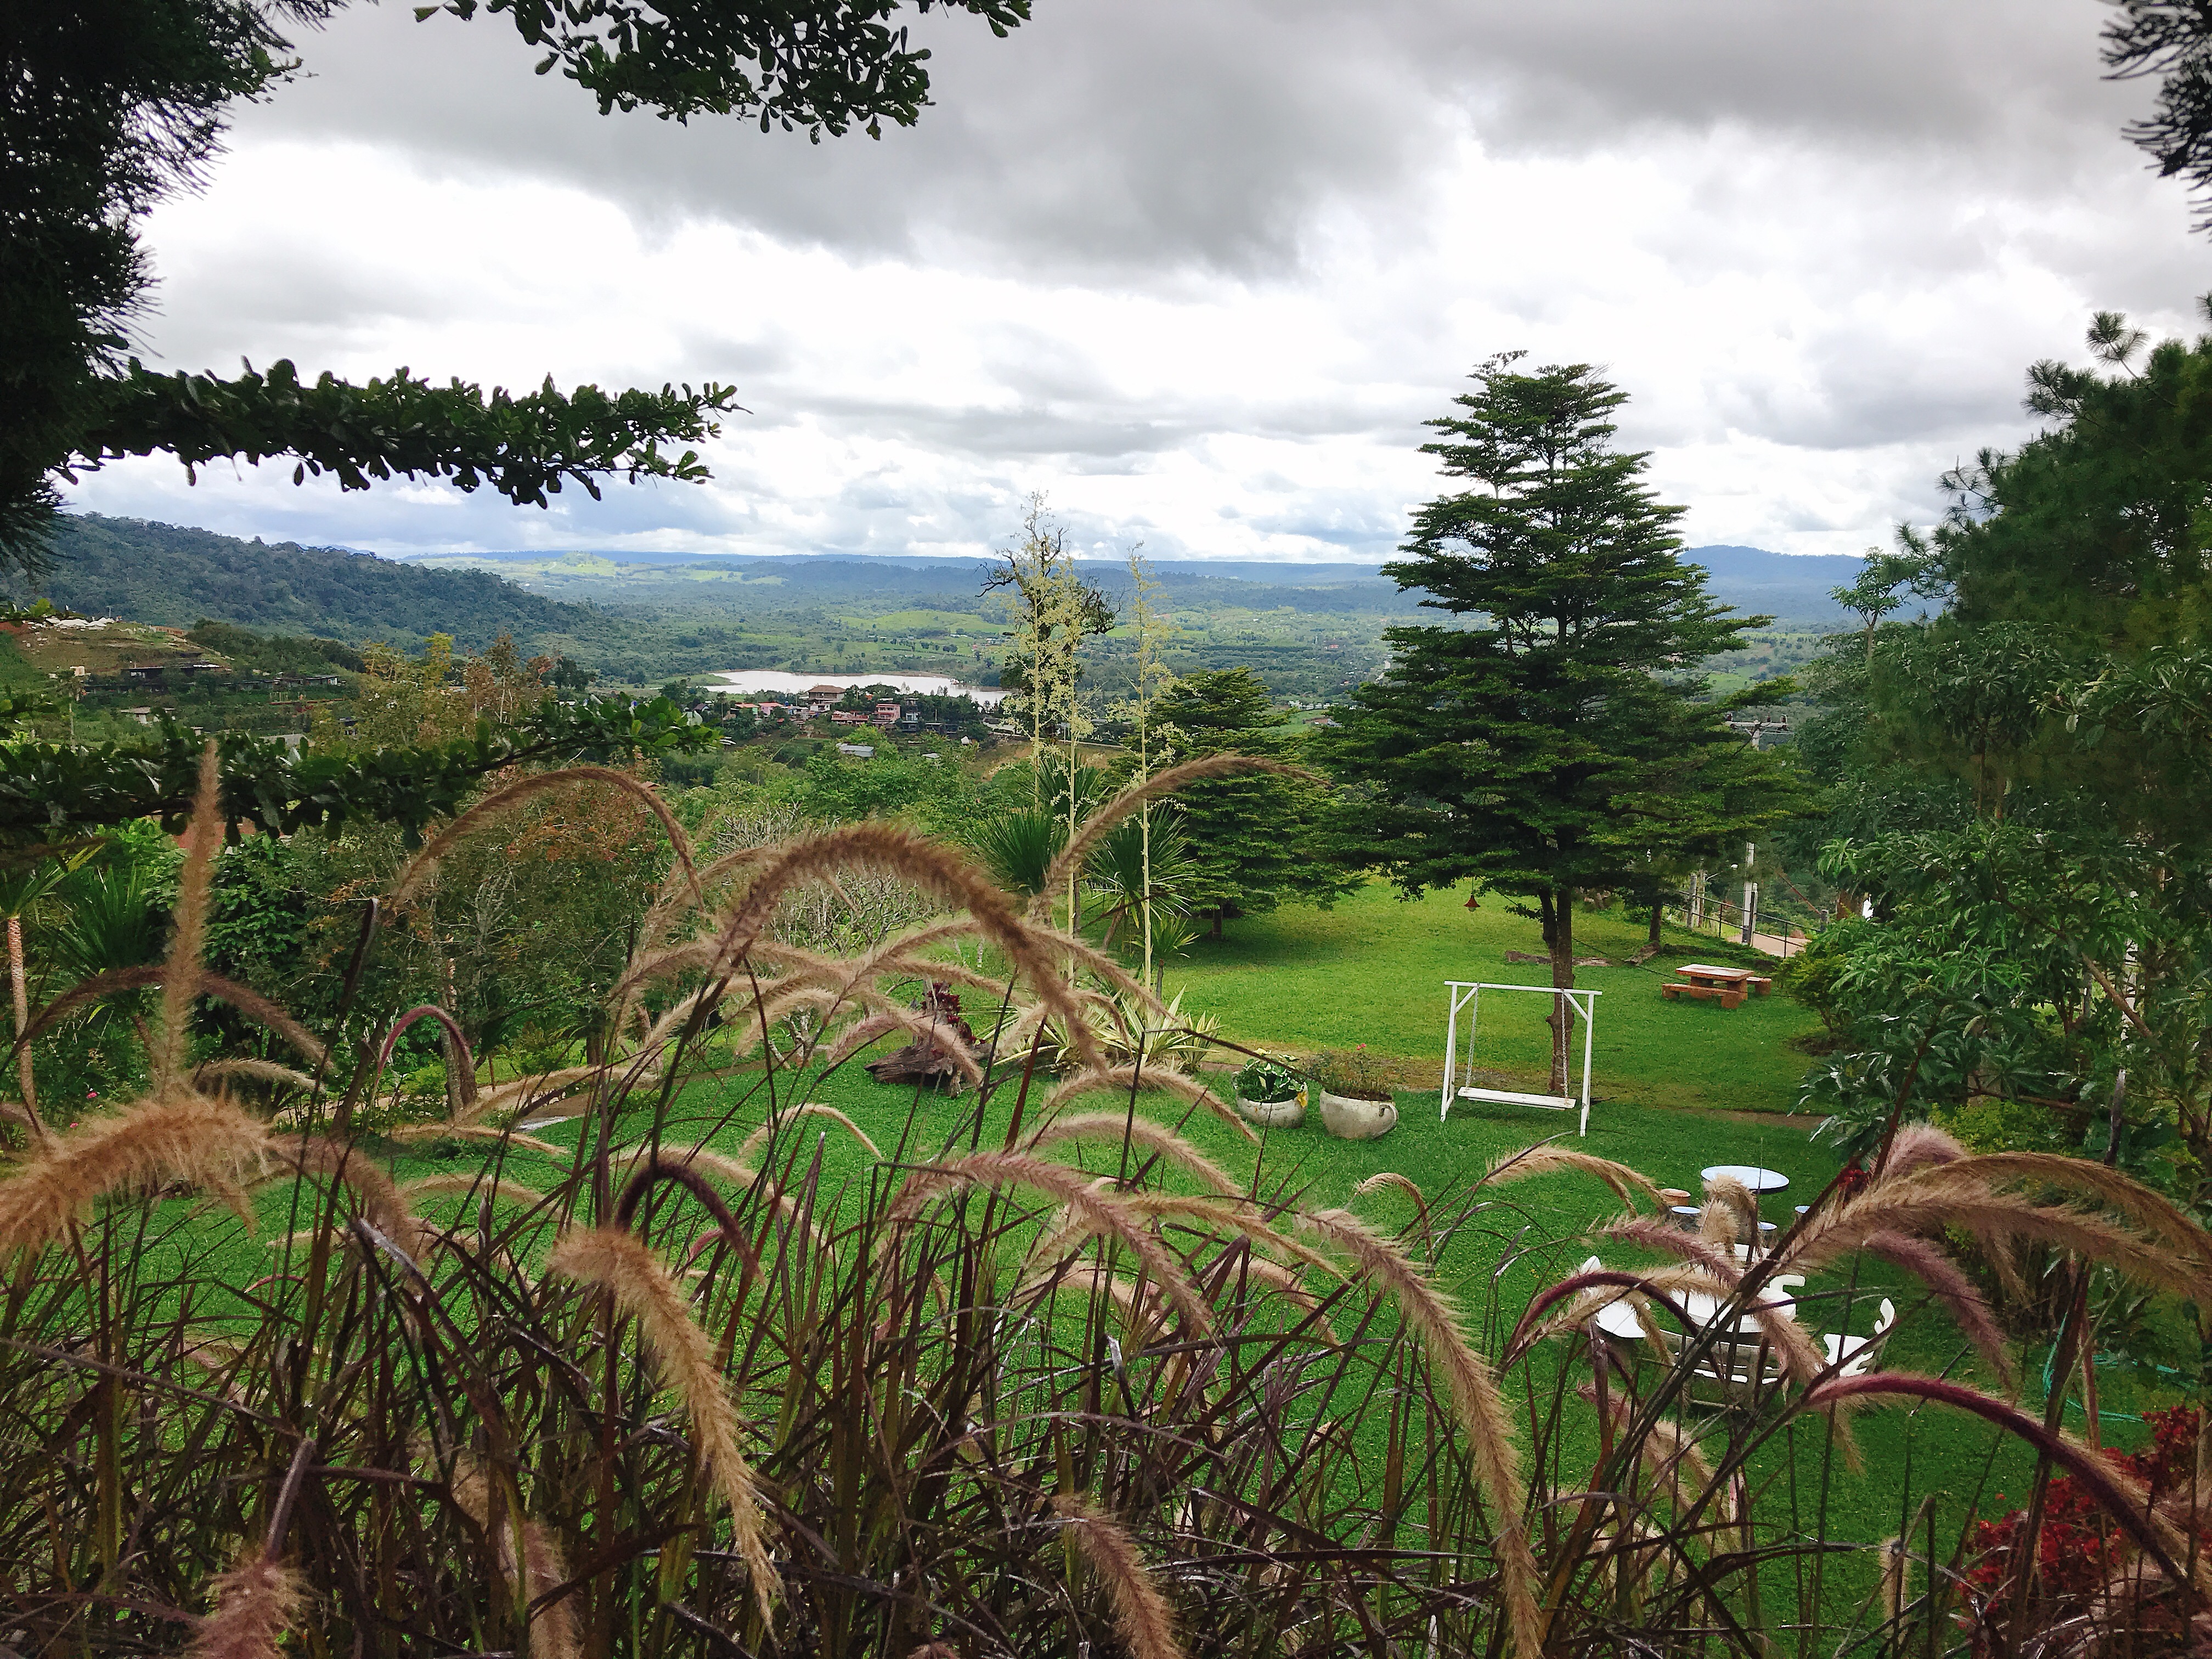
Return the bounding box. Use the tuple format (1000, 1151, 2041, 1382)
(1305, 1044, 1404, 1101)
(1232, 1052, 1301, 1103)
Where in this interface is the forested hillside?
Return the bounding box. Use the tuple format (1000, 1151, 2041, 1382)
(35, 515, 592, 640)
(23, 515, 783, 680)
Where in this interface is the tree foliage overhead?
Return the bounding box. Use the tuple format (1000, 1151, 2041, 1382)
(427, 0, 1030, 132)
(70, 358, 737, 509)
(1, 0, 1029, 574)
(1323, 356, 1802, 1086)
(2106, 0, 2212, 230)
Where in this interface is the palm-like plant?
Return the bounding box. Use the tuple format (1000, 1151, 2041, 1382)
(49, 862, 168, 1048)
(971, 807, 1064, 899)
(0, 846, 99, 1116)
(1085, 808, 1193, 957)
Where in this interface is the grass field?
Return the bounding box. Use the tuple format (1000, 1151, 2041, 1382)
(1171, 879, 1823, 1114)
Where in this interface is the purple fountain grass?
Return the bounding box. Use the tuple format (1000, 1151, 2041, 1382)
(0, 1093, 270, 1256)
(1051, 1493, 1186, 1659)
(1483, 1143, 1669, 1212)
(185, 1546, 306, 1659)
(546, 1223, 778, 1617)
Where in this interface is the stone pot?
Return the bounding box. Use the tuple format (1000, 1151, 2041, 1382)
(1318, 1088, 1397, 1140)
(1235, 1091, 1305, 1130)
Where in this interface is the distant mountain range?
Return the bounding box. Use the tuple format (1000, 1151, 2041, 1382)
(393, 541, 1866, 624)
(21, 516, 1864, 691)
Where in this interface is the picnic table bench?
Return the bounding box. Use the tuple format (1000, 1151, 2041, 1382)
(1660, 963, 1773, 1009)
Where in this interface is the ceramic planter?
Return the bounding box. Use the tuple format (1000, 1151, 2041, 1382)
(1235, 1091, 1305, 1129)
(1318, 1088, 1397, 1140)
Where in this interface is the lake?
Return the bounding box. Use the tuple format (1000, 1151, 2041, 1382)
(710, 669, 1007, 707)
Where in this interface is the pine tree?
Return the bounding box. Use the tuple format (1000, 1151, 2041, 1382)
(1155, 668, 1355, 936)
(1324, 355, 1801, 1090)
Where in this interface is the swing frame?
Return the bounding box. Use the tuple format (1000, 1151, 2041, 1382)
(1439, 981, 1600, 1136)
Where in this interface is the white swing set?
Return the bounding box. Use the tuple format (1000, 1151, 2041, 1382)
(1439, 981, 1601, 1136)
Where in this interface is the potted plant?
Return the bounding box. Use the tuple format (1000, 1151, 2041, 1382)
(1306, 1047, 1402, 1140)
(1232, 1053, 1305, 1128)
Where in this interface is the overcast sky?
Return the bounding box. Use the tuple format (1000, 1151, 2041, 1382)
(58, 0, 2210, 563)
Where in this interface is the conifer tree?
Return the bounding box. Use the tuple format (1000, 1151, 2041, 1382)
(1155, 668, 1354, 937)
(1324, 355, 1801, 1090)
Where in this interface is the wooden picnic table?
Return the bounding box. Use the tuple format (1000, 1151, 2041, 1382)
(1661, 963, 1774, 1009)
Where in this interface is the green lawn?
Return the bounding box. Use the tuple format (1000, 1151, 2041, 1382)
(1170, 880, 1822, 1115)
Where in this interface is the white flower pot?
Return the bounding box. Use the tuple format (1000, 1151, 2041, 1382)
(1236, 1092, 1305, 1129)
(1319, 1089, 1397, 1140)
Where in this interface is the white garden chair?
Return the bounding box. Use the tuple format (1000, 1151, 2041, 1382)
(1820, 1298, 1895, 1378)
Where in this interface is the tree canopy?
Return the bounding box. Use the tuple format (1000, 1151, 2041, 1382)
(1323, 356, 1802, 1087)
(1, 0, 1030, 574)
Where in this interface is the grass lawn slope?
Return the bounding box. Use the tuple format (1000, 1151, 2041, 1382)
(1172, 881, 1822, 1115)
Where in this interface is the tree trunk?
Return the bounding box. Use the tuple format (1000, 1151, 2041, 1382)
(1647, 902, 1664, 950)
(1210, 910, 1223, 940)
(8, 916, 33, 1118)
(1539, 888, 1574, 1096)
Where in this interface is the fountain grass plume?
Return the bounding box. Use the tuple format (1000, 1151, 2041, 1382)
(740, 1102, 882, 1164)
(1037, 1063, 1257, 1144)
(607, 1138, 760, 1192)
(282, 1136, 426, 1262)
(1051, 1493, 1186, 1659)
(1697, 1199, 1738, 1251)
(1289, 1205, 1541, 1657)
(1785, 1177, 2212, 1304)
(1352, 1171, 1434, 1244)
(1859, 1228, 2011, 1385)
(155, 743, 221, 1092)
(1024, 1111, 1239, 1197)
(690, 820, 1111, 1075)
(889, 1150, 1216, 1338)
(386, 766, 700, 913)
(1799, 1373, 2201, 1591)
(10, 964, 325, 1078)
(187, 1545, 305, 1659)
(1503, 1267, 1710, 1368)
(1594, 1214, 1745, 1286)
(817, 1006, 988, 1086)
(1483, 1144, 1667, 1212)
(1928, 1152, 2212, 1268)
(387, 1122, 571, 1159)
(194, 1058, 320, 1096)
(546, 1224, 777, 1616)
(0, 1093, 269, 1257)
(1702, 1174, 1760, 1244)
(451, 1458, 580, 1659)
(376, 1005, 478, 1108)
(1018, 1260, 1168, 1344)
(1031, 753, 1300, 920)
(397, 1171, 544, 1203)
(458, 1064, 619, 1124)
(1880, 1123, 1967, 1181)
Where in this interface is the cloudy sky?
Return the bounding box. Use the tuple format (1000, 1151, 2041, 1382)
(60, 0, 2210, 564)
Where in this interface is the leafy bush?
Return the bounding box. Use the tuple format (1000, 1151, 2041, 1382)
(1305, 1044, 1404, 1101)
(1232, 1052, 1301, 1103)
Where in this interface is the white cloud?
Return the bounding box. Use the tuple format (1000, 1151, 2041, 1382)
(61, 0, 2206, 562)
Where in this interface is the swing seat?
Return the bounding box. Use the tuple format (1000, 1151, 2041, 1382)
(1440, 981, 1601, 1136)
(1455, 1085, 1578, 1111)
